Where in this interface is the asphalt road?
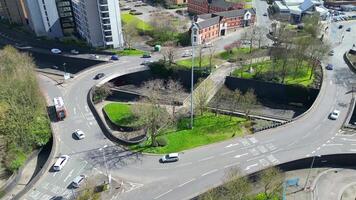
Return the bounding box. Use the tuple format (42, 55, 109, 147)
(18, 11, 356, 200)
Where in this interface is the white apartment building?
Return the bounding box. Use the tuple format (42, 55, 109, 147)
(71, 0, 124, 48)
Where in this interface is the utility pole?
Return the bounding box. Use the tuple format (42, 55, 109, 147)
(99, 145, 110, 190)
(190, 22, 199, 128)
(304, 155, 321, 190)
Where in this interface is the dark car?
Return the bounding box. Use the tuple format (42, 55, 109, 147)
(263, 13, 267, 16)
(142, 52, 151, 58)
(111, 55, 119, 60)
(346, 27, 351, 32)
(326, 64, 334, 70)
(94, 73, 105, 79)
(338, 25, 343, 29)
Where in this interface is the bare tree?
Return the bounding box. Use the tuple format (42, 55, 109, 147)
(240, 89, 258, 120)
(162, 42, 176, 67)
(131, 80, 169, 146)
(212, 86, 229, 116)
(207, 45, 216, 72)
(306, 39, 330, 80)
(198, 46, 204, 68)
(259, 167, 284, 199)
(166, 79, 184, 121)
(123, 20, 139, 49)
(92, 82, 113, 103)
(223, 167, 252, 200)
(254, 26, 268, 48)
(194, 78, 214, 116)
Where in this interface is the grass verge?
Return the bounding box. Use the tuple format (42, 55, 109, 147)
(130, 113, 248, 154)
(176, 56, 223, 69)
(112, 48, 145, 56)
(121, 12, 153, 32)
(103, 103, 142, 127)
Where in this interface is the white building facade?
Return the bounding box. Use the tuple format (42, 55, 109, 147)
(71, 0, 124, 48)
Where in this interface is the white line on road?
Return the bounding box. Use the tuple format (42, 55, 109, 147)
(73, 107, 76, 115)
(220, 150, 236, 156)
(331, 137, 335, 140)
(316, 147, 321, 150)
(350, 149, 356, 152)
(330, 80, 333, 85)
(154, 189, 173, 199)
(202, 169, 218, 177)
(53, 172, 57, 177)
(311, 151, 316, 154)
(247, 155, 264, 162)
(313, 124, 321, 131)
(178, 178, 195, 187)
(342, 138, 356, 142)
(198, 156, 215, 162)
(234, 153, 248, 158)
(224, 162, 240, 169)
(225, 143, 239, 148)
(325, 143, 343, 146)
(245, 163, 258, 171)
(63, 169, 74, 182)
(326, 140, 331, 143)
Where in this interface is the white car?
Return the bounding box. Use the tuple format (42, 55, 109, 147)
(161, 153, 179, 163)
(202, 42, 213, 48)
(70, 49, 79, 54)
(329, 110, 340, 120)
(74, 129, 85, 140)
(72, 175, 86, 188)
(53, 155, 69, 171)
(182, 50, 192, 57)
(51, 48, 62, 54)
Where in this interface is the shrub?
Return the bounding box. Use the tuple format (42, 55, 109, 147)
(156, 137, 168, 147)
(4, 148, 27, 172)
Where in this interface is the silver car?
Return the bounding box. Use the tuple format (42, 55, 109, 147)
(72, 175, 86, 188)
(74, 129, 85, 140)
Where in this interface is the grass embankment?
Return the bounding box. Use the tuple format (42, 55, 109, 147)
(232, 59, 314, 87)
(112, 48, 145, 56)
(176, 56, 223, 69)
(103, 103, 142, 127)
(218, 47, 254, 60)
(131, 113, 248, 154)
(121, 13, 153, 32)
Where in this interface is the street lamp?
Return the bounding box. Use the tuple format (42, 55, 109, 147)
(304, 154, 321, 190)
(99, 145, 110, 189)
(190, 22, 199, 129)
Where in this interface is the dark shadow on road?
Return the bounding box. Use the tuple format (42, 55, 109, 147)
(28, 139, 52, 182)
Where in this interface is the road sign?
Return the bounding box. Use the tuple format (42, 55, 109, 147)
(64, 73, 70, 80)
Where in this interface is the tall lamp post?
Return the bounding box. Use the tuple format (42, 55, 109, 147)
(304, 155, 321, 190)
(190, 22, 199, 129)
(99, 145, 110, 189)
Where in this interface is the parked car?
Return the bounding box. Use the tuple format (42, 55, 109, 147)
(161, 153, 179, 163)
(90, 54, 99, 59)
(182, 50, 192, 57)
(202, 42, 213, 48)
(142, 52, 151, 58)
(74, 129, 85, 140)
(121, 6, 130, 10)
(326, 63, 334, 70)
(70, 49, 79, 54)
(141, 59, 153, 65)
(329, 109, 340, 120)
(53, 155, 69, 171)
(111, 55, 119, 60)
(328, 50, 334, 56)
(51, 48, 62, 54)
(94, 73, 105, 80)
(72, 175, 86, 188)
(346, 27, 351, 32)
(338, 25, 343, 29)
(263, 13, 268, 16)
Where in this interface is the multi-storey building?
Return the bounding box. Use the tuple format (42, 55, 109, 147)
(0, 0, 28, 24)
(188, 0, 244, 15)
(56, 0, 76, 36)
(72, 0, 124, 48)
(193, 8, 255, 44)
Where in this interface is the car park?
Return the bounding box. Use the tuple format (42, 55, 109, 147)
(72, 175, 86, 188)
(74, 129, 85, 139)
(329, 109, 340, 120)
(94, 73, 105, 79)
(70, 49, 79, 54)
(53, 155, 69, 171)
(326, 64, 334, 70)
(51, 48, 62, 54)
(161, 153, 179, 163)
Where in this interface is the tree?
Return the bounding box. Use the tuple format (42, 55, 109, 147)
(131, 80, 170, 146)
(92, 82, 113, 103)
(162, 42, 176, 67)
(306, 39, 330, 80)
(254, 26, 268, 48)
(207, 45, 216, 72)
(259, 167, 284, 199)
(212, 86, 229, 116)
(223, 168, 252, 200)
(194, 79, 214, 116)
(198, 46, 204, 68)
(166, 79, 184, 121)
(240, 88, 258, 119)
(123, 19, 139, 49)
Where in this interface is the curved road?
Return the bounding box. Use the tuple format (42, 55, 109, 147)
(21, 21, 356, 200)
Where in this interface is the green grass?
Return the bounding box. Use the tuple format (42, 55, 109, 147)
(232, 59, 314, 87)
(176, 56, 223, 69)
(130, 113, 247, 154)
(219, 47, 253, 60)
(244, 4, 253, 8)
(112, 48, 145, 56)
(103, 103, 142, 127)
(121, 13, 153, 32)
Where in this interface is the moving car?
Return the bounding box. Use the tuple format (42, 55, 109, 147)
(338, 25, 343, 29)
(182, 50, 192, 57)
(94, 73, 105, 80)
(326, 64, 334, 70)
(142, 52, 151, 58)
(74, 129, 85, 140)
(346, 27, 351, 32)
(70, 49, 79, 54)
(161, 153, 179, 163)
(329, 109, 340, 120)
(202, 42, 213, 48)
(111, 55, 119, 60)
(141, 59, 153, 65)
(90, 54, 99, 59)
(51, 48, 62, 54)
(72, 175, 86, 188)
(263, 13, 268, 16)
(53, 155, 69, 171)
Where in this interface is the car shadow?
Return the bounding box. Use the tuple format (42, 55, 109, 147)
(72, 133, 79, 140)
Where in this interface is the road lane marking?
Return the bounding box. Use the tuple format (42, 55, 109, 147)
(53, 172, 57, 177)
(350, 149, 356, 152)
(73, 107, 76, 115)
(240, 139, 250, 146)
(265, 143, 276, 151)
(224, 162, 240, 169)
(267, 155, 279, 164)
(326, 140, 331, 143)
(198, 156, 215, 162)
(234, 153, 248, 158)
(225, 143, 239, 148)
(311, 151, 316, 154)
(220, 150, 236, 156)
(245, 163, 258, 171)
(178, 178, 195, 187)
(63, 169, 74, 182)
(247, 155, 264, 162)
(248, 137, 258, 144)
(325, 143, 343, 146)
(257, 145, 268, 153)
(330, 80, 333, 85)
(331, 137, 335, 140)
(313, 124, 321, 131)
(154, 189, 173, 199)
(341, 138, 356, 142)
(259, 159, 269, 167)
(249, 148, 260, 156)
(201, 169, 218, 176)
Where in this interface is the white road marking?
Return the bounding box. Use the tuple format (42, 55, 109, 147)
(267, 155, 279, 164)
(249, 148, 260, 156)
(248, 137, 258, 144)
(245, 163, 258, 171)
(331, 137, 335, 140)
(306, 154, 310, 157)
(342, 138, 356, 142)
(63, 169, 74, 182)
(85, 105, 89, 112)
(313, 124, 321, 131)
(247, 155, 264, 162)
(154, 189, 173, 199)
(220, 150, 236, 156)
(224, 162, 240, 169)
(266, 143, 277, 151)
(343, 82, 347, 88)
(198, 156, 215, 162)
(234, 153, 248, 158)
(225, 143, 239, 148)
(178, 178, 195, 187)
(259, 159, 270, 167)
(73, 107, 76, 115)
(325, 143, 343, 146)
(89, 122, 93, 125)
(257, 145, 268, 153)
(350, 149, 356, 152)
(240, 139, 250, 146)
(326, 140, 331, 143)
(311, 151, 316, 154)
(330, 80, 333, 85)
(53, 172, 57, 177)
(201, 169, 218, 176)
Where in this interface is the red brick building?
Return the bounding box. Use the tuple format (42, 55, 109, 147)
(188, 0, 244, 15)
(193, 9, 256, 44)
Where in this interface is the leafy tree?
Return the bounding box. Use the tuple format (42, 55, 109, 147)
(194, 79, 214, 116)
(92, 82, 113, 103)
